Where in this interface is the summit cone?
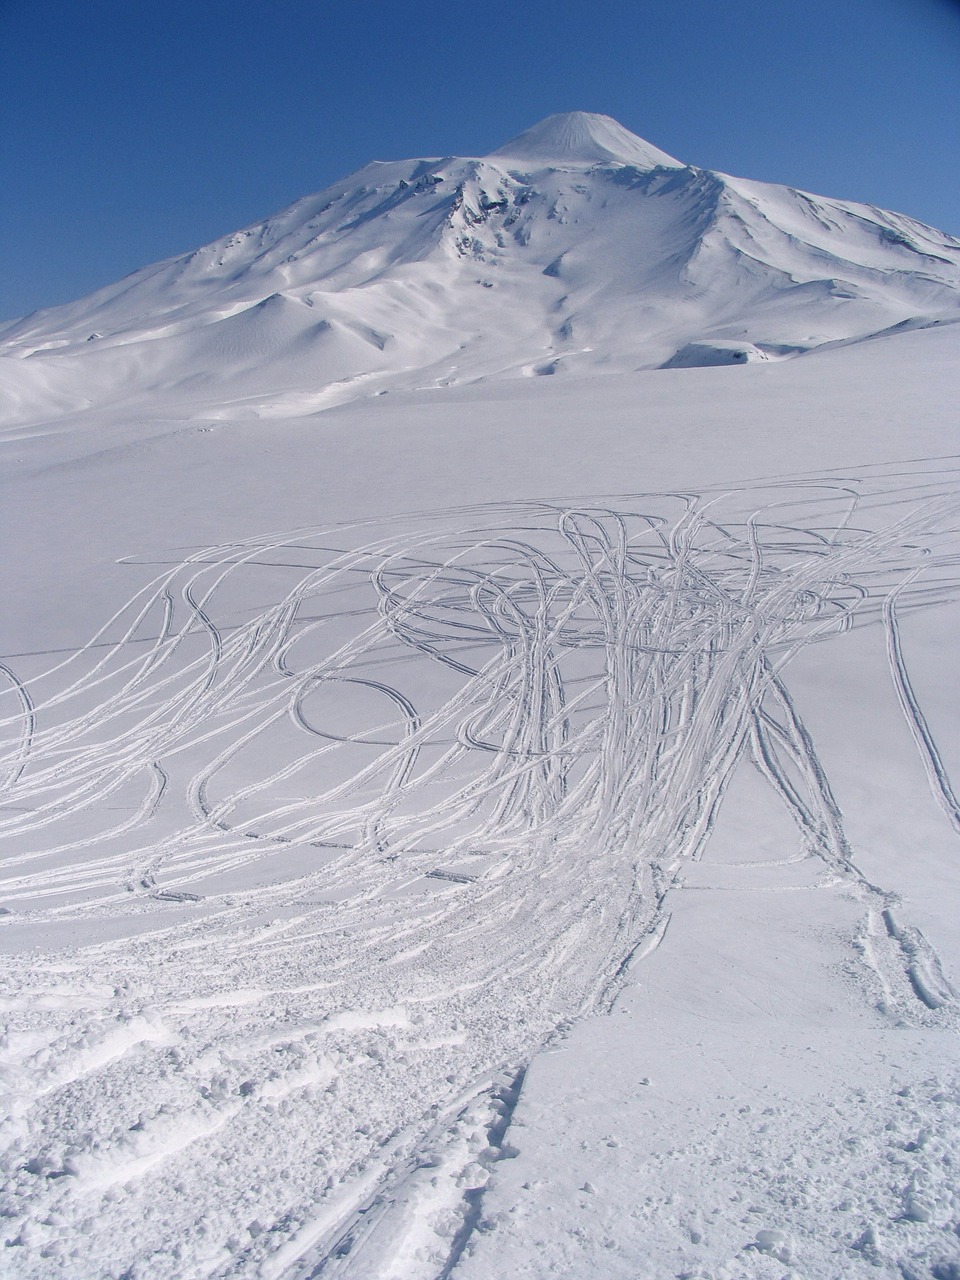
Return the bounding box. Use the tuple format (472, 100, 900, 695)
(487, 111, 683, 169)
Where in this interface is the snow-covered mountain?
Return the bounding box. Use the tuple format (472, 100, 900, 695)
(4, 112, 960, 1280)
(2, 111, 959, 423)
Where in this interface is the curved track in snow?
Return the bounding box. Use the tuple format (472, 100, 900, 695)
(1, 464, 959, 1278)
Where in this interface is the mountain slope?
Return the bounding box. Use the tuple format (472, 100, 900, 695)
(2, 111, 959, 424)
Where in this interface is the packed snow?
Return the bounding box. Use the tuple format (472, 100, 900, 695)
(1, 115, 959, 1279)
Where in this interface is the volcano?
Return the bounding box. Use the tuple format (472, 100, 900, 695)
(2, 111, 959, 424)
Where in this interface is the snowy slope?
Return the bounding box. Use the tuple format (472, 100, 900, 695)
(2, 112, 960, 424)
(2, 321, 960, 1279)
(1, 116, 960, 1280)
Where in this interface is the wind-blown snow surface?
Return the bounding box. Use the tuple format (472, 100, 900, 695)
(2, 113, 960, 426)
(1, 315, 959, 1278)
(2, 115, 960, 1279)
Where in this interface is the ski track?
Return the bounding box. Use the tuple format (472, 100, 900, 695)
(1, 464, 960, 1278)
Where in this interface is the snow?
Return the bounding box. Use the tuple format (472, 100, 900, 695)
(662, 339, 773, 367)
(2, 114, 959, 427)
(1, 116, 959, 1279)
(488, 111, 684, 169)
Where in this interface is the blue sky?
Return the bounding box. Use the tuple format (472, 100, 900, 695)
(2, 0, 959, 322)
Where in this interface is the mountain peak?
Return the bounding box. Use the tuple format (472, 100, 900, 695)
(488, 111, 683, 170)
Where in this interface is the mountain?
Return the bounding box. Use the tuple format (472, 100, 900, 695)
(4, 112, 960, 1280)
(2, 111, 960, 423)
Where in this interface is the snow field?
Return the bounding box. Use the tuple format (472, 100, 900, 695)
(2, 120, 960, 1269)
(1, 459, 959, 1276)
(457, 1020, 960, 1279)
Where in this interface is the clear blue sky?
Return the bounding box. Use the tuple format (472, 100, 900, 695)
(2, 0, 959, 322)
